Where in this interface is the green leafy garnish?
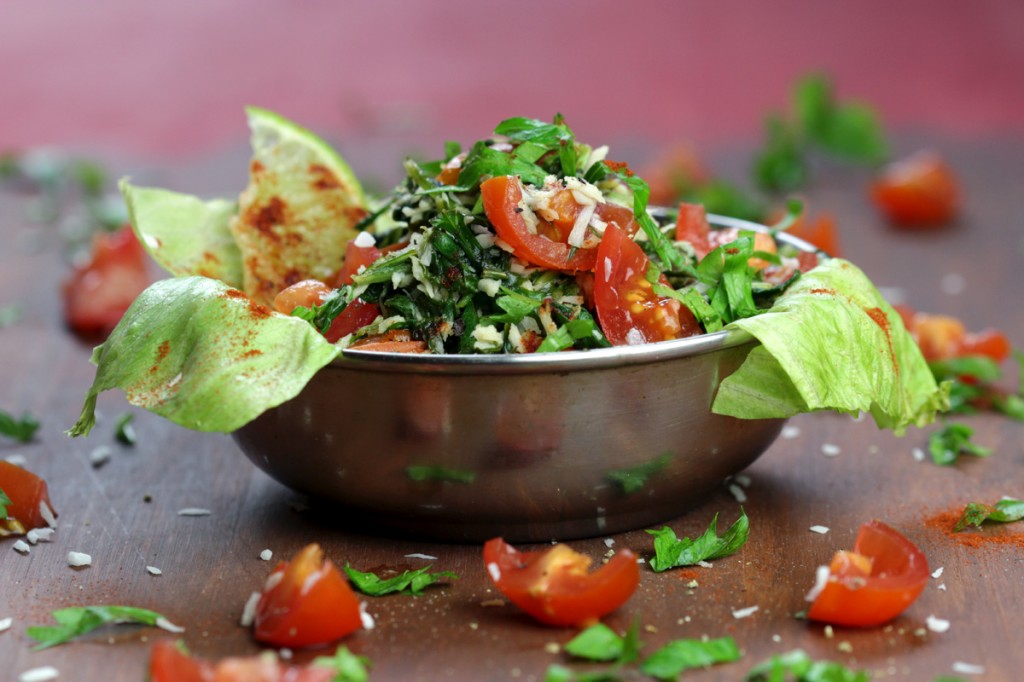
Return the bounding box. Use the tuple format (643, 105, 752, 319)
(928, 422, 992, 466)
(114, 412, 136, 445)
(344, 564, 457, 596)
(745, 649, 870, 681)
(1, 409, 40, 443)
(954, 497, 1024, 532)
(647, 509, 749, 572)
(553, 622, 739, 681)
(640, 637, 742, 680)
(26, 605, 174, 651)
(311, 646, 372, 682)
(0, 487, 11, 520)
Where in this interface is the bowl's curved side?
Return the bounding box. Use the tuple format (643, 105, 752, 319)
(233, 338, 784, 542)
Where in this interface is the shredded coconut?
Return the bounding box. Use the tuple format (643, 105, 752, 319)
(931, 566, 944, 579)
(951, 661, 985, 676)
(0, 616, 12, 633)
(359, 602, 375, 630)
(146, 566, 162, 576)
(925, 615, 950, 633)
(603, 538, 615, 548)
(805, 565, 831, 602)
(353, 231, 376, 248)
(89, 446, 112, 468)
(405, 553, 438, 561)
(177, 508, 212, 517)
(67, 551, 92, 567)
(820, 443, 841, 457)
(809, 525, 830, 534)
(40, 501, 57, 528)
(912, 447, 926, 462)
(5, 454, 26, 467)
(27, 528, 55, 544)
(156, 617, 185, 633)
(697, 560, 713, 568)
(240, 592, 262, 627)
(728, 484, 747, 503)
(487, 562, 501, 582)
(13, 540, 30, 554)
(731, 605, 759, 619)
(18, 667, 60, 682)
(780, 425, 801, 439)
(260, 549, 273, 561)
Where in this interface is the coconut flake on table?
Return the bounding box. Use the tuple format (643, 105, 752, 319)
(603, 538, 615, 548)
(805, 565, 831, 602)
(820, 443, 841, 457)
(146, 566, 162, 576)
(352, 231, 376, 248)
(925, 615, 951, 633)
(728, 484, 747, 503)
(731, 605, 759, 619)
(359, 602, 375, 630)
(733, 474, 752, 488)
(952, 661, 986, 676)
(18, 667, 60, 682)
(405, 553, 437, 561)
(780, 425, 801, 440)
(177, 508, 212, 517)
(27, 528, 55, 544)
(0, 616, 12, 632)
(259, 549, 273, 561)
(240, 591, 262, 627)
(697, 560, 713, 568)
(912, 447, 926, 462)
(156, 617, 185, 634)
(88, 446, 112, 468)
(67, 551, 92, 567)
(809, 525, 830, 535)
(40, 501, 57, 528)
(13, 540, 31, 555)
(4, 454, 26, 467)
(932, 566, 944, 579)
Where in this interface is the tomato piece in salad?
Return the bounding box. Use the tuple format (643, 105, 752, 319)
(480, 175, 639, 272)
(594, 222, 700, 345)
(780, 210, 841, 257)
(253, 543, 362, 648)
(896, 305, 1012, 363)
(871, 150, 959, 228)
(675, 202, 713, 260)
(482, 537, 639, 628)
(806, 520, 929, 628)
(149, 640, 338, 682)
(334, 237, 382, 287)
(61, 225, 150, 340)
(273, 279, 381, 344)
(0, 461, 55, 535)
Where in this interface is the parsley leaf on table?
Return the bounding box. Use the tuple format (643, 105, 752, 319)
(647, 509, 750, 572)
(640, 637, 742, 680)
(745, 649, 870, 681)
(26, 605, 174, 650)
(344, 565, 457, 596)
(311, 646, 373, 682)
(954, 497, 1024, 532)
(928, 422, 992, 465)
(0, 409, 40, 443)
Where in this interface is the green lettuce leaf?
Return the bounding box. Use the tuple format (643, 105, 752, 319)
(120, 179, 242, 287)
(68, 276, 340, 436)
(713, 258, 948, 434)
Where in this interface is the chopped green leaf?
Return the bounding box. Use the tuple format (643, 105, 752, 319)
(647, 509, 749, 572)
(640, 636, 741, 680)
(928, 422, 992, 466)
(0, 487, 11, 520)
(0, 409, 40, 443)
(745, 649, 870, 681)
(26, 605, 173, 651)
(544, 665, 621, 682)
(753, 114, 807, 193)
(344, 564, 457, 596)
(0, 305, 22, 328)
(311, 646, 372, 682)
(954, 497, 1024, 532)
(405, 465, 475, 484)
(114, 412, 136, 445)
(564, 623, 631, 663)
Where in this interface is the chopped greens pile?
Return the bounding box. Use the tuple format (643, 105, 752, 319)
(68, 109, 948, 435)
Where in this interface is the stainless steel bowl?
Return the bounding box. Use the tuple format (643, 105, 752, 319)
(232, 216, 808, 542)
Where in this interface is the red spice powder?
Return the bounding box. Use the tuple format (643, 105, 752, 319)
(923, 507, 1024, 550)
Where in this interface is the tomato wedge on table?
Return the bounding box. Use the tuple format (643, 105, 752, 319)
(871, 150, 959, 227)
(806, 520, 929, 628)
(480, 175, 638, 272)
(0, 460, 56, 535)
(594, 222, 700, 345)
(149, 640, 338, 682)
(483, 537, 639, 628)
(253, 543, 362, 648)
(61, 225, 150, 339)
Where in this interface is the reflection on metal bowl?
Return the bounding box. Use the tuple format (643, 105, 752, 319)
(231, 216, 808, 542)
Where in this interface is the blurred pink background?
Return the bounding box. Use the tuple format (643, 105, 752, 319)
(4, 0, 1024, 164)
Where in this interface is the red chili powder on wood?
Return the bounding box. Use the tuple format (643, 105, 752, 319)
(922, 507, 1024, 550)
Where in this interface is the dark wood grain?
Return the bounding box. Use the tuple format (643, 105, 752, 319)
(2, 137, 1023, 681)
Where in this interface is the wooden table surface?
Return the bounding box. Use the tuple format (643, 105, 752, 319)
(2, 136, 1023, 681)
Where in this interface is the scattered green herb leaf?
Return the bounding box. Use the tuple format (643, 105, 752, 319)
(0, 409, 40, 443)
(954, 497, 1024, 532)
(0, 305, 22, 328)
(928, 422, 992, 466)
(745, 649, 870, 681)
(311, 645, 373, 682)
(647, 509, 749, 572)
(114, 412, 136, 445)
(564, 623, 633, 663)
(344, 564, 457, 596)
(27, 605, 173, 651)
(640, 636, 741, 680)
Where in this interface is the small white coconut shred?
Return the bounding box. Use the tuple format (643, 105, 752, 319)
(259, 549, 273, 561)
(40, 501, 57, 528)
(18, 666, 60, 682)
(732, 605, 759, 619)
(240, 592, 262, 627)
(809, 525, 830, 535)
(177, 508, 212, 517)
(0, 616, 12, 633)
(67, 551, 92, 567)
(156, 617, 185, 634)
(805, 565, 831, 602)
